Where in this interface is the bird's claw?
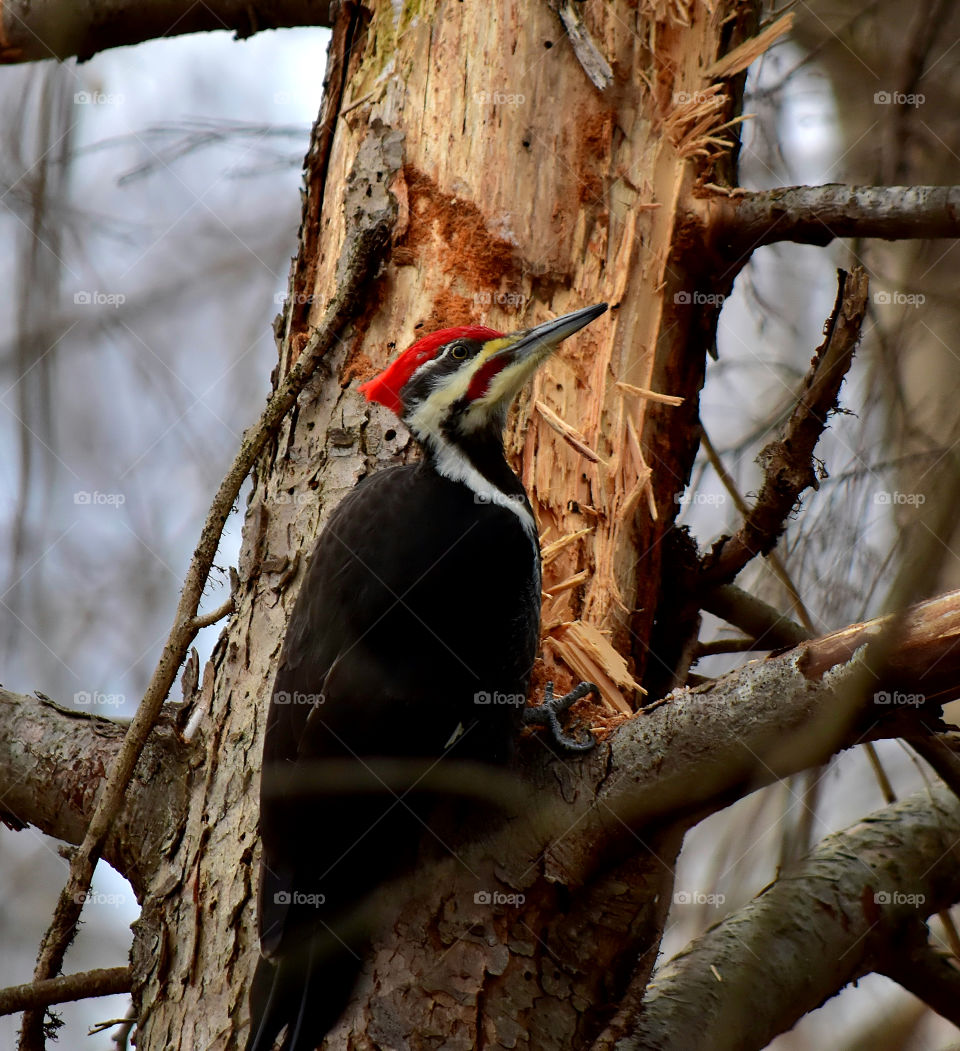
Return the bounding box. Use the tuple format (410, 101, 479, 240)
(522, 681, 598, 753)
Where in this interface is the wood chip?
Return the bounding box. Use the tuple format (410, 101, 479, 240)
(704, 13, 795, 79)
(617, 381, 685, 407)
(548, 620, 643, 714)
(535, 399, 606, 465)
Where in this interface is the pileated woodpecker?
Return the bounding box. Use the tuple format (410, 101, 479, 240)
(247, 303, 607, 1051)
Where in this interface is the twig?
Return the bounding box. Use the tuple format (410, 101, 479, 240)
(700, 267, 869, 589)
(18, 188, 394, 1049)
(534, 399, 605, 464)
(700, 583, 810, 649)
(0, 968, 130, 1015)
(878, 923, 960, 1029)
(909, 735, 960, 804)
(189, 596, 236, 631)
(694, 636, 764, 656)
(699, 429, 814, 630)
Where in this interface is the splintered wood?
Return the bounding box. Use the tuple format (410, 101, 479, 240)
(547, 621, 641, 716)
(662, 83, 750, 160)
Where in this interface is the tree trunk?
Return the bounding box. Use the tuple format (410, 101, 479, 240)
(117, 2, 758, 1047)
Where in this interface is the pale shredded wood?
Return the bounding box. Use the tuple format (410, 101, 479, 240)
(541, 527, 595, 566)
(546, 569, 591, 598)
(548, 620, 643, 714)
(535, 399, 606, 465)
(616, 381, 684, 407)
(704, 12, 795, 79)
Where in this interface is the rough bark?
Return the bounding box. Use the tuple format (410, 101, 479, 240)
(616, 784, 960, 1051)
(699, 183, 960, 255)
(6, 584, 960, 1046)
(0, 688, 189, 897)
(7, 2, 960, 1049)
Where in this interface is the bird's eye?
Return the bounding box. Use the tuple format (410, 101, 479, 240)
(449, 343, 468, 360)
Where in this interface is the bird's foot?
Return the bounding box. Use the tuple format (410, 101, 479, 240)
(522, 681, 598, 753)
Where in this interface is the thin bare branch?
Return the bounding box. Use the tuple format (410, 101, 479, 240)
(703, 184, 960, 252)
(17, 125, 398, 1049)
(0, 968, 130, 1016)
(701, 267, 869, 588)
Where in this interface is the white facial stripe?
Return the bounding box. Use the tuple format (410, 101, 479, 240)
(428, 436, 537, 536)
(405, 357, 476, 438)
(459, 354, 544, 433)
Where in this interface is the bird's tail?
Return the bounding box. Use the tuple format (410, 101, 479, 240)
(245, 943, 361, 1051)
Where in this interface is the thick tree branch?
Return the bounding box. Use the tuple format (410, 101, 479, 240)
(703, 184, 960, 255)
(542, 587, 960, 885)
(701, 267, 868, 588)
(0, 968, 130, 1015)
(607, 783, 960, 1051)
(0, 689, 187, 895)
(0, 1, 333, 64)
(18, 119, 398, 1049)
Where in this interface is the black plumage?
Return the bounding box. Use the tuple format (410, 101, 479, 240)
(247, 305, 605, 1050)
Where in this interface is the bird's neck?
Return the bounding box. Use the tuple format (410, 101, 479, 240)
(420, 428, 536, 534)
